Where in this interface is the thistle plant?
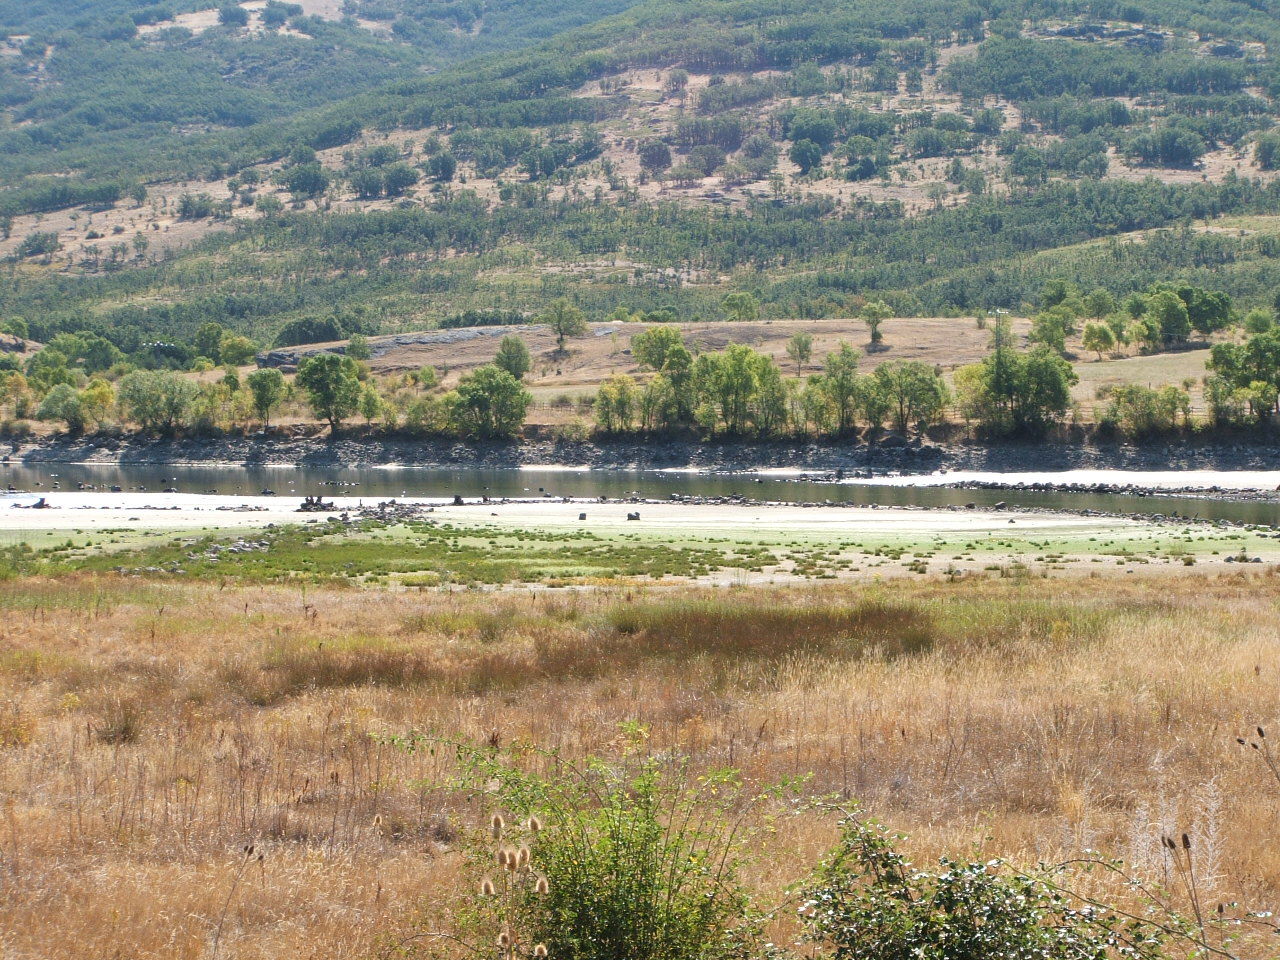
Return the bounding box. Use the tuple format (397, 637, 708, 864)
(481, 813, 550, 960)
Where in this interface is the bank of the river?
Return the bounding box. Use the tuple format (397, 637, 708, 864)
(7, 431, 1280, 480)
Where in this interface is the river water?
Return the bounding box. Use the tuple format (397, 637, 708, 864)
(1, 463, 1278, 525)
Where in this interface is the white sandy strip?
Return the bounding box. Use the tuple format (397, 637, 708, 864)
(854, 469, 1280, 491)
(0, 492, 1139, 537)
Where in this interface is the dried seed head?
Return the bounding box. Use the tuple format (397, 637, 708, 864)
(534, 945, 548, 958)
(496, 931, 511, 948)
(372, 814, 383, 827)
(503, 848, 518, 871)
(1182, 833, 1191, 850)
(527, 816, 543, 834)
(1162, 835, 1175, 850)
(535, 875, 550, 895)
(517, 845, 531, 868)
(480, 878, 496, 896)
(491, 814, 505, 840)
(1258, 726, 1266, 739)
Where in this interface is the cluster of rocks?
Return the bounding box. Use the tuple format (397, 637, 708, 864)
(355, 499, 436, 522)
(941, 479, 1279, 500)
(190, 539, 271, 562)
(297, 496, 336, 512)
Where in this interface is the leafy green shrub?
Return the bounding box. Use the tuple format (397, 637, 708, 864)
(800, 813, 1167, 960)
(1103, 384, 1189, 437)
(428, 743, 761, 960)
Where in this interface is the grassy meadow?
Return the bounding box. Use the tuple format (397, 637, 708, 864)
(2, 538, 1280, 957)
(4, 505, 1278, 587)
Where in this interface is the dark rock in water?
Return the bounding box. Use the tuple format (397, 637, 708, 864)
(993, 501, 1007, 510)
(578, 513, 587, 520)
(453, 494, 464, 506)
(261, 489, 275, 496)
(627, 512, 640, 521)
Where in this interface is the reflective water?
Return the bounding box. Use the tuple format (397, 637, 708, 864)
(1, 463, 1277, 525)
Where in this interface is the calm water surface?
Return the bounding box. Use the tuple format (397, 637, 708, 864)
(1, 464, 1278, 526)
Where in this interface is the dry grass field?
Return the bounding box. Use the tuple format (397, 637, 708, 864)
(355, 317, 1028, 386)
(2, 568, 1279, 958)
(268, 316, 1224, 426)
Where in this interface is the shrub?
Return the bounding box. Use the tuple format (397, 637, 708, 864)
(446, 365, 531, 438)
(403, 394, 447, 435)
(800, 812, 1168, 960)
(494, 335, 532, 380)
(218, 4, 250, 27)
(1104, 384, 1189, 436)
(409, 741, 761, 960)
(117, 370, 199, 432)
(16, 232, 60, 259)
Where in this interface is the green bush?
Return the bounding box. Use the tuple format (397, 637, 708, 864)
(433, 742, 760, 960)
(800, 813, 1167, 960)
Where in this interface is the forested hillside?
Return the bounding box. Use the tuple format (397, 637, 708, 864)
(2, 0, 1280, 353)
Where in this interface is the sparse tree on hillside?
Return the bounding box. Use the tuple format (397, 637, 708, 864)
(218, 4, 249, 27)
(381, 164, 420, 197)
(1145, 290, 1192, 347)
(541, 299, 588, 355)
(427, 152, 457, 182)
(414, 365, 438, 392)
(663, 69, 689, 99)
(790, 139, 823, 175)
(638, 140, 672, 175)
(631, 326, 685, 371)
(346, 334, 371, 361)
(1082, 322, 1115, 360)
(861, 300, 892, 345)
(1084, 288, 1117, 319)
(786, 331, 813, 375)
(494, 335, 532, 380)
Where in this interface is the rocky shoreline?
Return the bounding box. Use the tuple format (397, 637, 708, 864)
(6, 431, 1280, 479)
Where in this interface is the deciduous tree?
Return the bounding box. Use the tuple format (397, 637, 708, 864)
(297, 353, 361, 432)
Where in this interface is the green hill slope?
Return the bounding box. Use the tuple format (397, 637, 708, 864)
(1, 0, 1280, 351)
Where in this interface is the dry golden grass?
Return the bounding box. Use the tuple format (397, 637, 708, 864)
(1, 571, 1278, 957)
